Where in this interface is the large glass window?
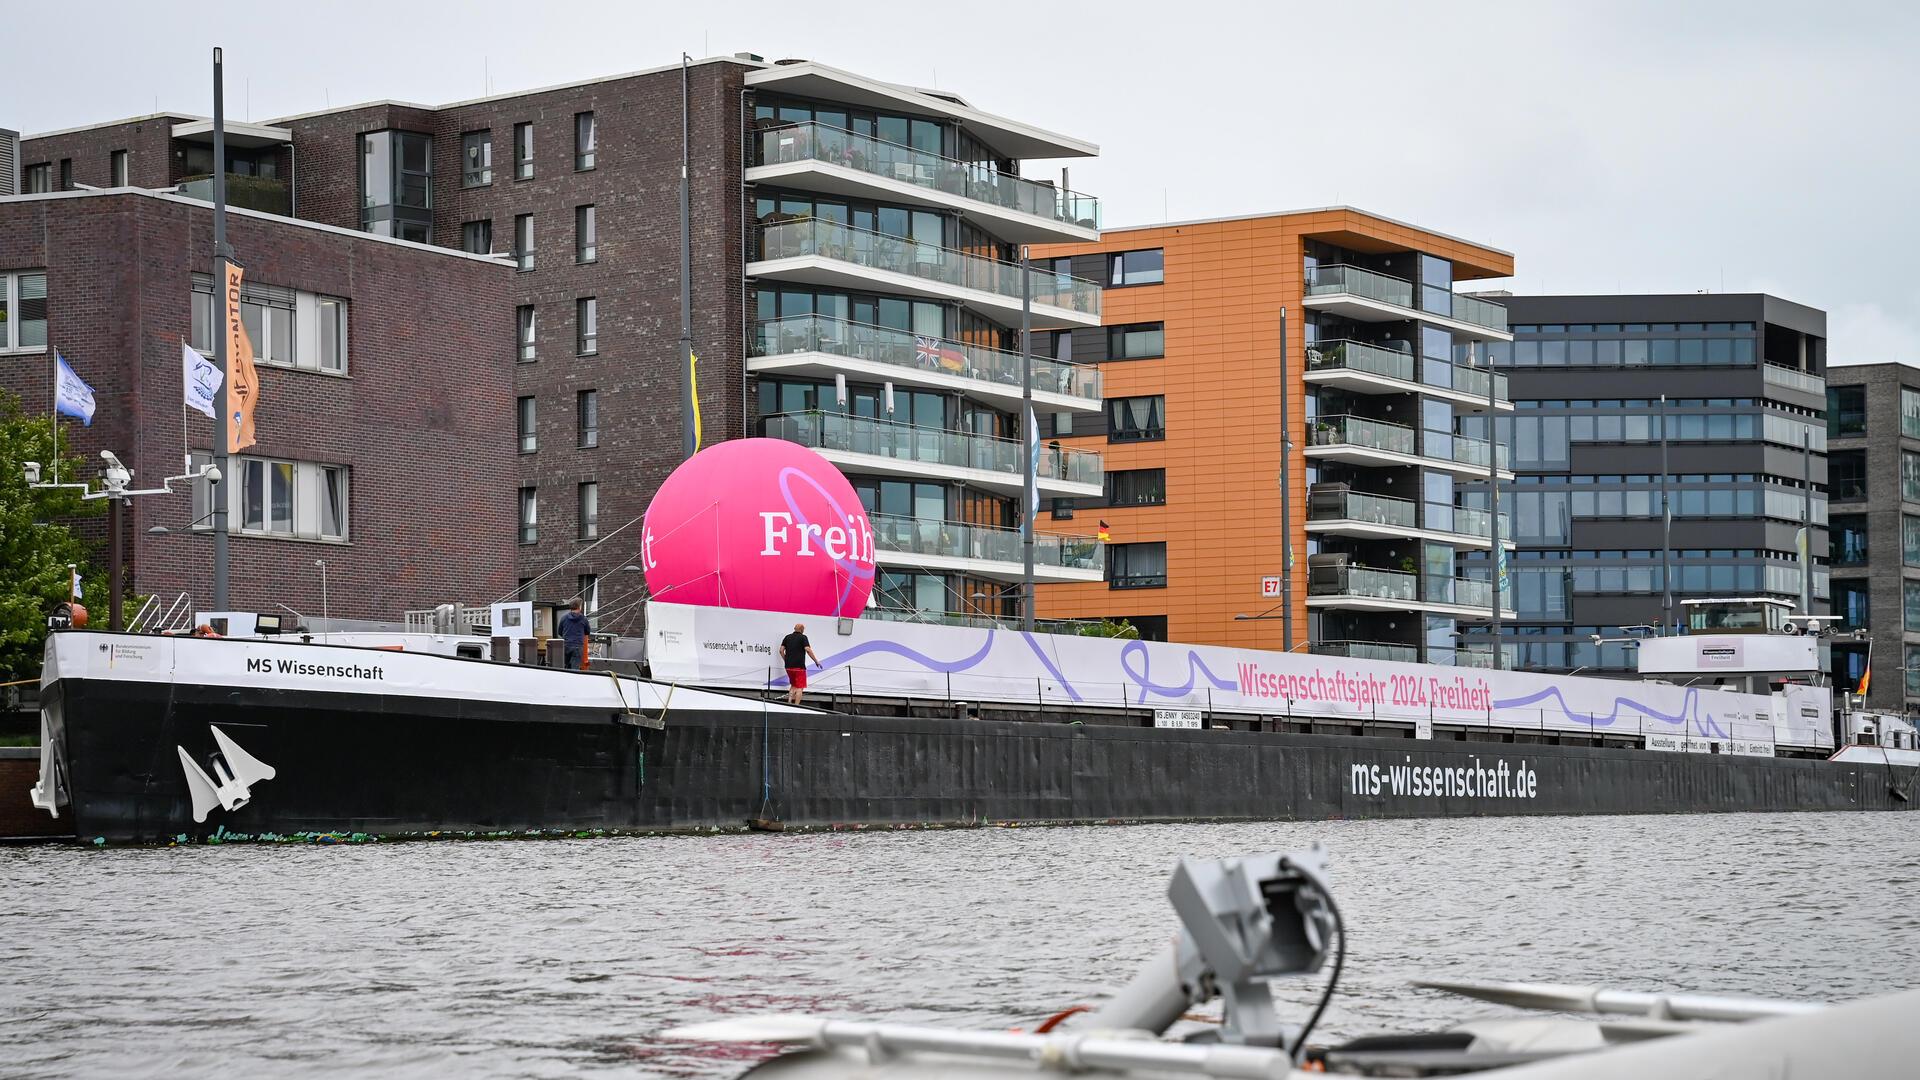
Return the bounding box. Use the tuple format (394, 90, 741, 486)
(1106, 395, 1165, 442)
(1906, 580, 1920, 633)
(517, 305, 537, 362)
(578, 482, 598, 539)
(575, 204, 597, 263)
(1419, 254, 1453, 317)
(229, 456, 347, 539)
(461, 219, 492, 255)
(1834, 580, 1870, 631)
(1828, 385, 1866, 436)
(577, 297, 598, 355)
(1830, 449, 1868, 501)
(1105, 468, 1166, 506)
(1833, 515, 1869, 566)
(517, 396, 537, 453)
(461, 130, 493, 187)
(513, 122, 534, 179)
(1906, 450, 1920, 503)
(1107, 322, 1164, 360)
(0, 271, 48, 352)
(1108, 542, 1168, 589)
(191, 278, 343, 372)
(358, 130, 432, 240)
(23, 163, 51, 193)
(1906, 515, 1920, 567)
(1904, 387, 1920, 440)
(574, 111, 597, 170)
(110, 150, 128, 186)
(578, 390, 599, 448)
(1108, 249, 1164, 286)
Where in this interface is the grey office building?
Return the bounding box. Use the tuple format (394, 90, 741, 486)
(1824, 362, 1920, 711)
(1460, 294, 1829, 674)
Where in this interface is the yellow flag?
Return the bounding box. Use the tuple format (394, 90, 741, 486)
(224, 263, 260, 453)
(690, 350, 703, 451)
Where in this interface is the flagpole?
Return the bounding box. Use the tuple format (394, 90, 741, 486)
(50, 350, 58, 488)
(1020, 249, 1035, 633)
(678, 52, 695, 461)
(211, 47, 231, 612)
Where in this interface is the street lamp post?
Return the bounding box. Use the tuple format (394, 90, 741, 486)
(315, 559, 328, 637)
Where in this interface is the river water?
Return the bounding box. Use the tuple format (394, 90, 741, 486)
(4, 812, 1917, 1078)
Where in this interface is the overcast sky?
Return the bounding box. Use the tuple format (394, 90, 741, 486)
(8, 0, 1915, 363)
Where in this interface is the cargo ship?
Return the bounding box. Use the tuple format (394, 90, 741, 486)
(20, 597, 1915, 842)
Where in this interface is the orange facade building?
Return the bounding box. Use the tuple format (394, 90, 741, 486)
(1031, 208, 1515, 661)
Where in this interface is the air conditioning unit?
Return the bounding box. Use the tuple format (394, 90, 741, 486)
(0, 128, 18, 197)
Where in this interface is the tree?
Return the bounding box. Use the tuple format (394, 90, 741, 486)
(0, 390, 101, 681)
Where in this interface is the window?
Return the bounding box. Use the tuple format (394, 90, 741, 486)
(191, 276, 343, 371)
(230, 457, 348, 539)
(514, 214, 534, 271)
(1830, 449, 1867, 501)
(517, 305, 538, 362)
(1907, 580, 1920, 634)
(1904, 387, 1920, 440)
(0, 271, 49, 352)
(1832, 515, 1868, 566)
(578, 389, 599, 447)
(1908, 515, 1920, 568)
(316, 297, 346, 373)
(1050, 498, 1075, 520)
(1105, 468, 1167, 506)
(1106, 395, 1165, 442)
(461, 219, 492, 255)
(358, 130, 432, 240)
(1108, 249, 1164, 286)
(24, 163, 51, 193)
(1828, 385, 1866, 436)
(513, 122, 533, 179)
(577, 297, 597, 355)
(109, 150, 129, 186)
(578, 482, 599, 539)
(518, 488, 539, 544)
(461, 130, 493, 187)
(578, 574, 600, 614)
(1419, 253, 1454, 317)
(58, 160, 72, 190)
(1107, 322, 1164, 360)
(575, 204, 597, 263)
(1834, 580, 1870, 631)
(1907, 450, 1920, 503)
(517, 396, 537, 453)
(575, 111, 597, 170)
(1108, 542, 1168, 589)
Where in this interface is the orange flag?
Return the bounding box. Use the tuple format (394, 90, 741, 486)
(224, 263, 259, 453)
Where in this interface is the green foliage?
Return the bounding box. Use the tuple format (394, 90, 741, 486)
(0, 391, 101, 681)
(1075, 617, 1139, 639)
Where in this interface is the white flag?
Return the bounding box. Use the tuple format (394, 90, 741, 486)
(72, 569, 82, 600)
(1025, 405, 1040, 518)
(183, 341, 222, 419)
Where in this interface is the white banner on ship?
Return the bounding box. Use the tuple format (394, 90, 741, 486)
(645, 602, 1832, 749)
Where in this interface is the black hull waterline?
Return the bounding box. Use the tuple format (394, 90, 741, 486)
(41, 674, 1918, 843)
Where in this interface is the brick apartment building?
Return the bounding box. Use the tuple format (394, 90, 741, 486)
(15, 55, 1106, 632)
(1825, 362, 1918, 711)
(0, 188, 515, 621)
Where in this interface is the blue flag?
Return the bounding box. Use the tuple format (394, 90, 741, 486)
(54, 353, 96, 426)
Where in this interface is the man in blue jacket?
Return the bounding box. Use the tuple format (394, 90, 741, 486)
(557, 600, 591, 670)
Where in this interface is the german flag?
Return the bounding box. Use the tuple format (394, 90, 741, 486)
(1097, 520, 1111, 542)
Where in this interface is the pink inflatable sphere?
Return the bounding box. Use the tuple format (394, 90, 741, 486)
(641, 439, 876, 617)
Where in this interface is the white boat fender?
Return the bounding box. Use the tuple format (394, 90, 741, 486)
(175, 726, 278, 823)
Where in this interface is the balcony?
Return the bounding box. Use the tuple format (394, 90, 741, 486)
(176, 173, 290, 216)
(1303, 415, 1515, 480)
(1448, 432, 1511, 472)
(871, 513, 1102, 584)
(1303, 339, 1512, 410)
(1312, 640, 1419, 664)
(749, 218, 1102, 329)
(761, 410, 1102, 498)
(1302, 263, 1511, 340)
(1306, 564, 1516, 619)
(748, 122, 1098, 243)
(750, 315, 1101, 412)
(1306, 488, 1511, 549)
(1763, 363, 1825, 396)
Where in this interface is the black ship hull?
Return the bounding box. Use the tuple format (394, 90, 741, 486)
(35, 637, 1917, 843)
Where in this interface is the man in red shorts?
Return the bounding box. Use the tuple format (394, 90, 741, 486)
(779, 622, 821, 706)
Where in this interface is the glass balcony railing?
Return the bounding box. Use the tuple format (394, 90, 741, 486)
(870, 513, 1102, 572)
(1307, 414, 1418, 455)
(1763, 363, 1825, 395)
(1310, 566, 1419, 602)
(762, 410, 1103, 487)
(177, 173, 290, 216)
(752, 314, 1100, 401)
(1452, 292, 1509, 333)
(1309, 490, 1418, 529)
(1448, 432, 1511, 470)
(754, 218, 1102, 317)
(1450, 505, 1512, 541)
(1454, 648, 1499, 669)
(1305, 263, 1508, 334)
(1426, 575, 1494, 609)
(754, 121, 1100, 230)
(1312, 640, 1419, 664)
(863, 607, 1110, 634)
(1452, 364, 1511, 404)
(1304, 339, 1415, 382)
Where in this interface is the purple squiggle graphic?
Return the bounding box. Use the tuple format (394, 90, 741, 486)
(771, 628, 995, 689)
(1493, 685, 1730, 739)
(1019, 632, 1082, 703)
(776, 464, 876, 617)
(1119, 640, 1240, 705)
